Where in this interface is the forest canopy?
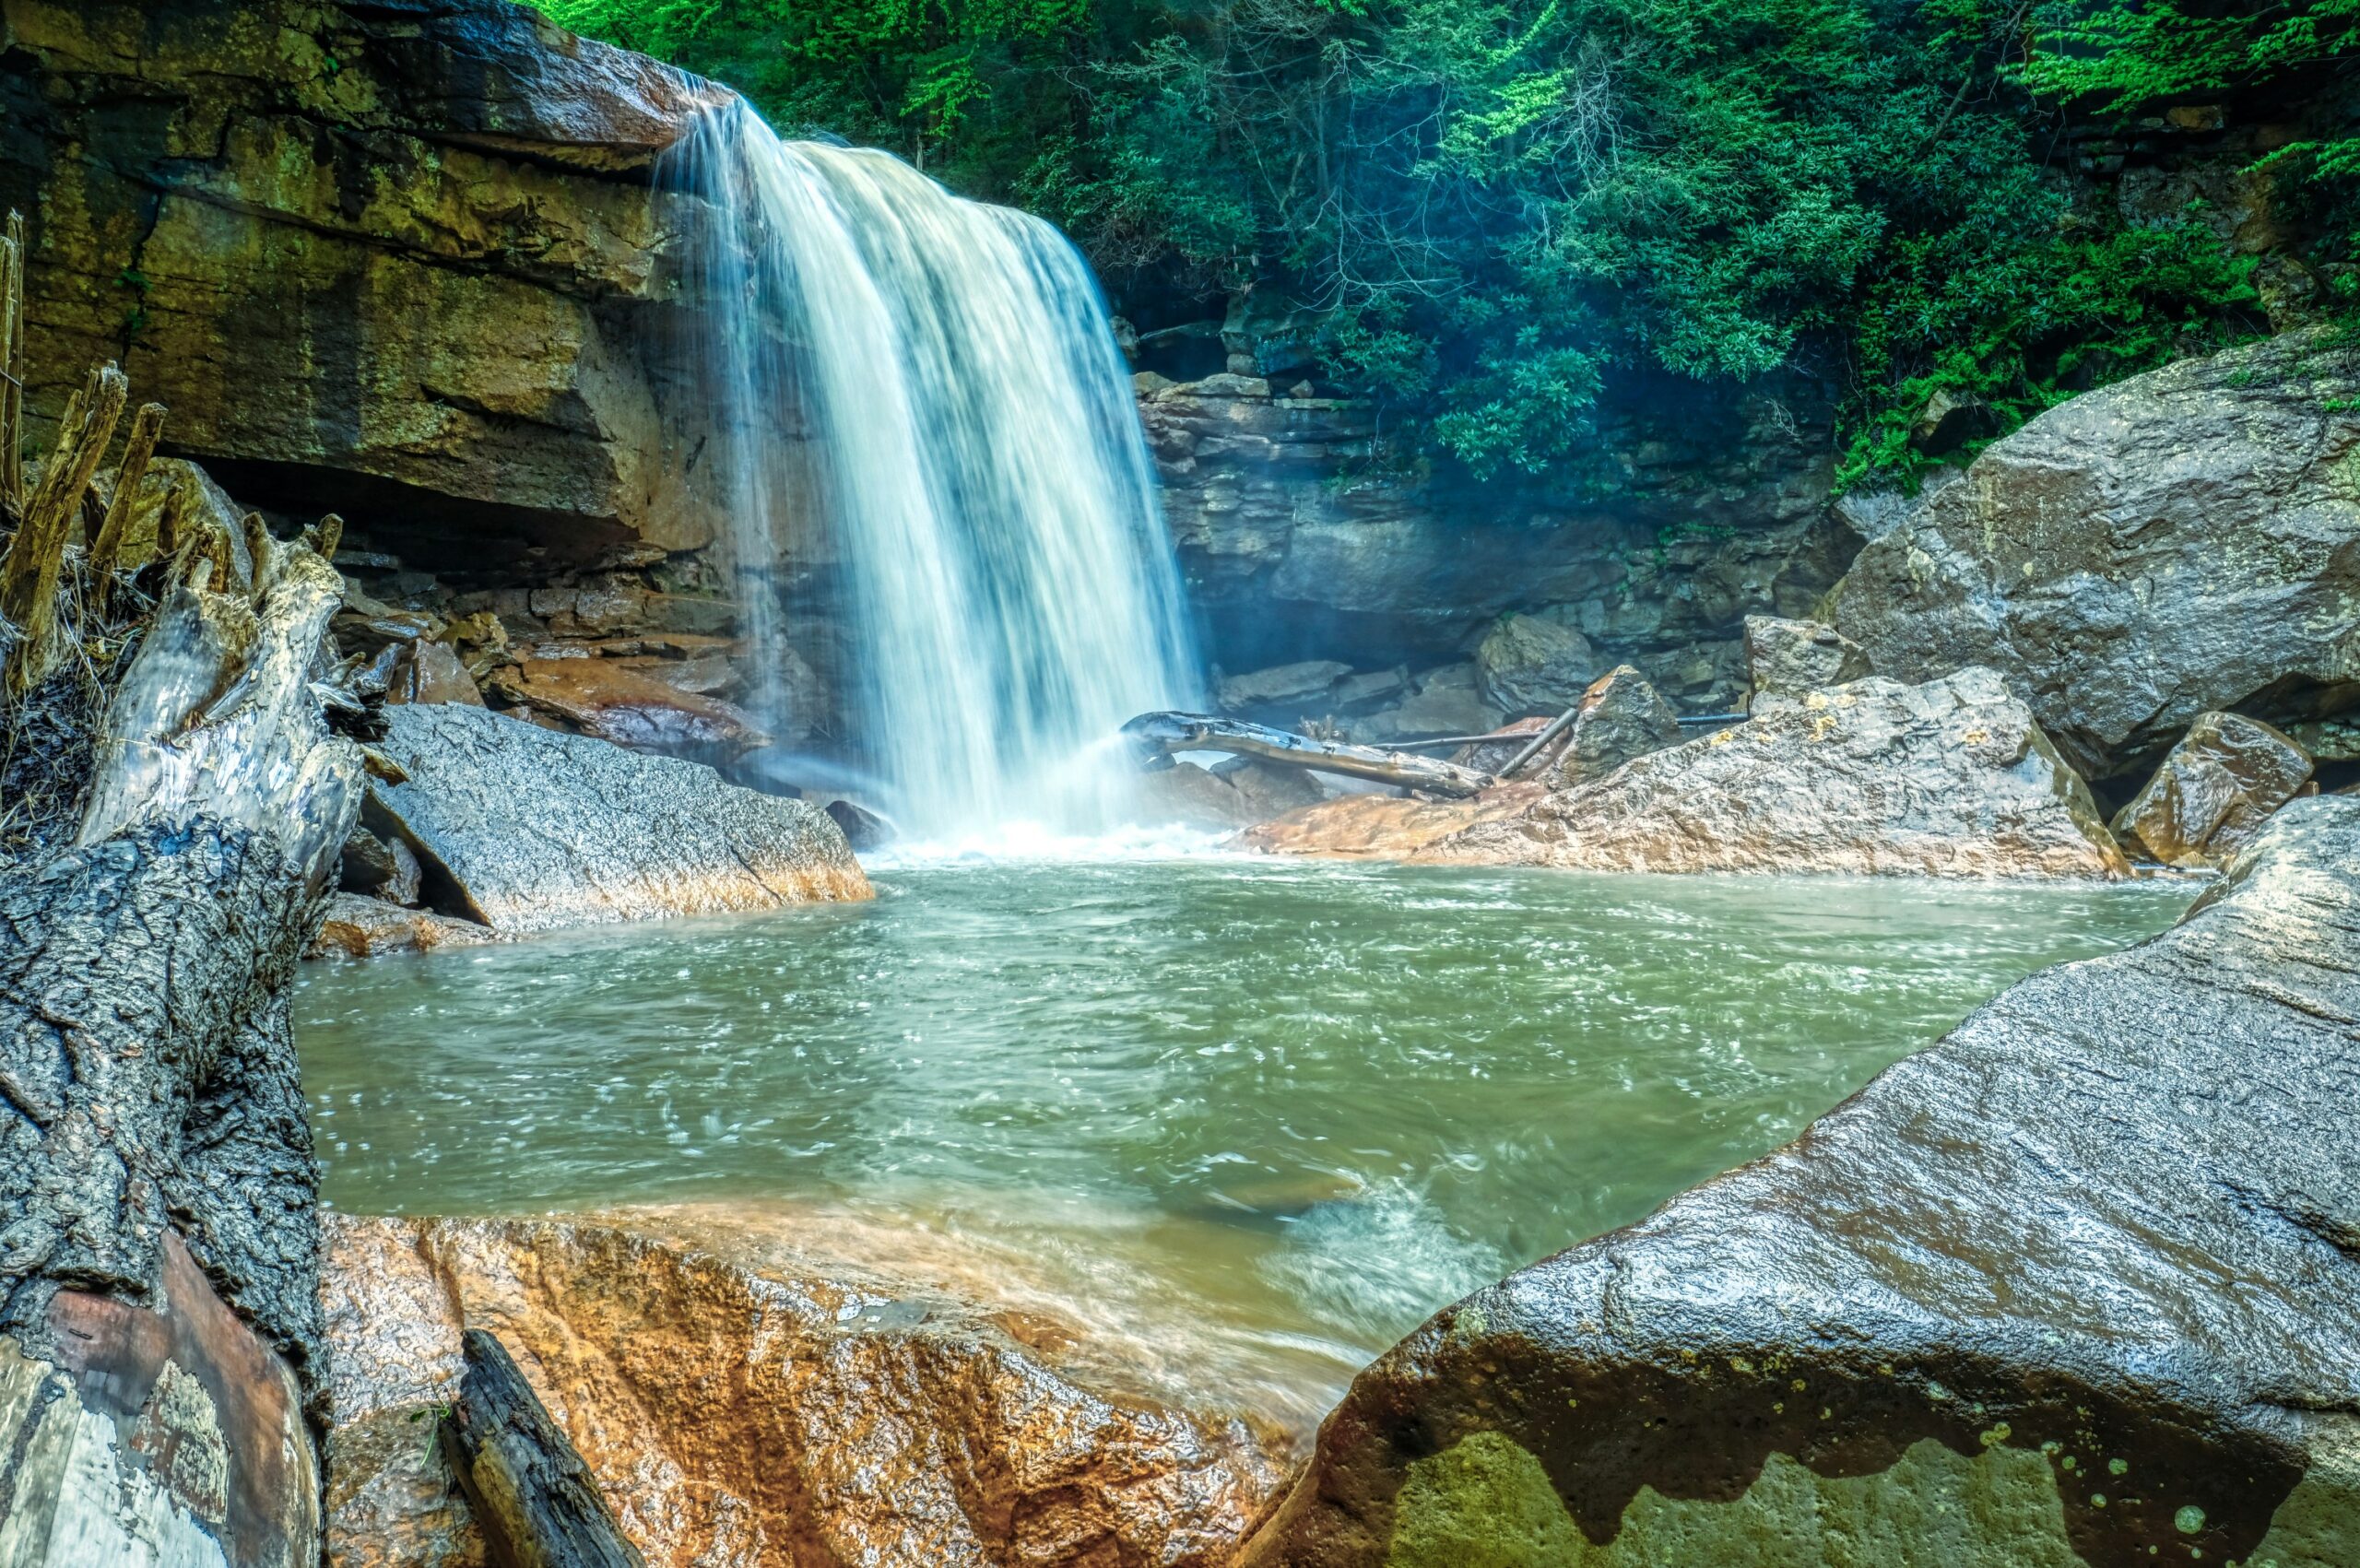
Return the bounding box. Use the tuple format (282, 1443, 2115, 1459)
(527, 0, 2359, 488)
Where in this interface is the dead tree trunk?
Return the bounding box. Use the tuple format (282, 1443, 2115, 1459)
(1122, 711, 1498, 798)
(0, 357, 360, 1562)
(442, 1329, 648, 1568)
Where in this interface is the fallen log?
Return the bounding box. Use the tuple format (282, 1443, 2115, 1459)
(1122, 711, 1496, 798)
(1, 347, 361, 1559)
(442, 1327, 647, 1568)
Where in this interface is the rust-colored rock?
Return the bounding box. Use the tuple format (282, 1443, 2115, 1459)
(1424, 666, 2130, 878)
(385, 641, 487, 708)
(309, 893, 502, 960)
(321, 1215, 1293, 1568)
(2110, 711, 2314, 868)
(1236, 786, 1545, 859)
(489, 656, 767, 758)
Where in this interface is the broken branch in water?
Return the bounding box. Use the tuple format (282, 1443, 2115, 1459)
(1121, 711, 1496, 797)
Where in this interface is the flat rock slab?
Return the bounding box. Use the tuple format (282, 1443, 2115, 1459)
(370, 704, 869, 934)
(1424, 666, 2130, 878)
(1241, 798, 2360, 1568)
(321, 1214, 1292, 1568)
(1237, 786, 1546, 859)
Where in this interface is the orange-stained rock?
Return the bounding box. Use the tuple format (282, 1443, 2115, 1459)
(489, 656, 768, 758)
(309, 893, 503, 960)
(1233, 785, 1545, 858)
(321, 1215, 1293, 1568)
(384, 641, 487, 707)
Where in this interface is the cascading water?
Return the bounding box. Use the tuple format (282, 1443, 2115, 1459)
(666, 101, 1199, 841)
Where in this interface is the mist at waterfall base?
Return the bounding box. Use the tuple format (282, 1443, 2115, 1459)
(667, 102, 1199, 847)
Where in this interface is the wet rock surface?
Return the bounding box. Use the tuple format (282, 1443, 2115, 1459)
(367, 704, 870, 934)
(1242, 797, 2360, 1568)
(1545, 665, 1684, 789)
(486, 654, 768, 759)
(1237, 786, 1547, 859)
(1, 0, 729, 569)
(321, 1214, 1293, 1568)
(1142, 377, 1853, 712)
(1832, 331, 2360, 778)
(1742, 614, 1870, 706)
(1474, 615, 1598, 719)
(2111, 712, 2315, 869)
(310, 892, 503, 961)
(1424, 666, 2129, 878)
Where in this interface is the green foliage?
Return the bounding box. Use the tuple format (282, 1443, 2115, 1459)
(525, 0, 2339, 489)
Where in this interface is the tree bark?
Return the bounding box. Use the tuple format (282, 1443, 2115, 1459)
(1122, 711, 1498, 797)
(0, 420, 360, 1565)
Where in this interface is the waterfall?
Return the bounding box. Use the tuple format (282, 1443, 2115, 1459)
(665, 101, 1199, 841)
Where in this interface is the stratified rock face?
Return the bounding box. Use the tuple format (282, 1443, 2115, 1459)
(1742, 615, 1870, 703)
(368, 703, 870, 933)
(321, 1215, 1292, 1568)
(1831, 331, 2360, 778)
(1241, 797, 2360, 1568)
(1142, 378, 1854, 712)
(2111, 711, 2314, 868)
(1546, 666, 1682, 789)
(0, 0, 729, 570)
(1424, 666, 2130, 878)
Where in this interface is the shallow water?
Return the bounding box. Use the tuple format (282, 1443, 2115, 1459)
(295, 859, 2187, 1432)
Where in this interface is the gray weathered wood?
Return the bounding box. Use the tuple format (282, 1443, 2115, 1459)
(1122, 711, 1497, 797)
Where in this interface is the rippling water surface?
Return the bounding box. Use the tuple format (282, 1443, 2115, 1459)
(295, 859, 2186, 1431)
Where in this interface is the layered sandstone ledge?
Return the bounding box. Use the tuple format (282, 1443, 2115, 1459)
(1240, 797, 2360, 1566)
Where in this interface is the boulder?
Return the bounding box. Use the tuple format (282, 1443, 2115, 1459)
(1475, 615, 1598, 718)
(2110, 711, 2314, 868)
(1218, 659, 1353, 713)
(365, 704, 870, 934)
(1236, 787, 1547, 859)
(1742, 615, 1870, 707)
(1451, 715, 1552, 774)
(310, 894, 502, 961)
(487, 655, 766, 758)
(824, 797, 893, 853)
(1831, 331, 2360, 778)
(1424, 667, 2130, 878)
(1352, 664, 1504, 744)
(382, 641, 485, 708)
(1240, 797, 2360, 1568)
(1134, 758, 1326, 831)
(338, 829, 421, 906)
(321, 1214, 1292, 1568)
(1547, 665, 1684, 789)
(1213, 756, 1329, 819)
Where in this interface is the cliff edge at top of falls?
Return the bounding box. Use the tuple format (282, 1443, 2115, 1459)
(1238, 795, 2360, 1568)
(0, 0, 734, 568)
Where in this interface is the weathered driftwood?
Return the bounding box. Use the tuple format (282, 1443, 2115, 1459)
(442, 1328, 647, 1568)
(0, 362, 127, 695)
(0, 356, 361, 1562)
(0, 211, 23, 516)
(88, 398, 168, 579)
(1123, 711, 1496, 798)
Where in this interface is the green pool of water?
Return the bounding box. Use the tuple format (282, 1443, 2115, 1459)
(294, 858, 2187, 1430)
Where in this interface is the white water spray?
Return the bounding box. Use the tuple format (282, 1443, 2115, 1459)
(667, 102, 1199, 839)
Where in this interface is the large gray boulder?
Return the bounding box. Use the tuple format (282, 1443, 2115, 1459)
(1243, 797, 2360, 1568)
(1546, 665, 1685, 789)
(1475, 615, 1598, 718)
(2111, 711, 2314, 869)
(368, 704, 870, 933)
(1830, 331, 2360, 779)
(1743, 614, 1870, 707)
(1424, 666, 2128, 878)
